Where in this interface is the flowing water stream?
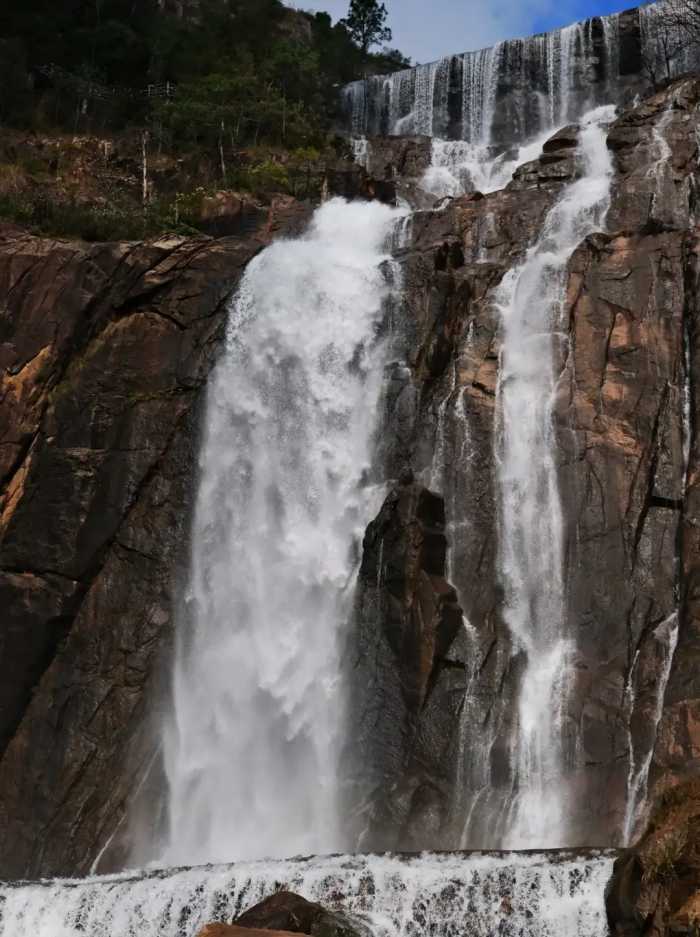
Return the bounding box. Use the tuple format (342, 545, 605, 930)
(343, 11, 624, 143)
(163, 198, 406, 866)
(494, 105, 616, 848)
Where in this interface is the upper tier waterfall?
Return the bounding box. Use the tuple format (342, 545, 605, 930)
(0, 851, 617, 937)
(342, 3, 689, 144)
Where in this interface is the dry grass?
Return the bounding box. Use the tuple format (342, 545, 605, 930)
(0, 163, 28, 195)
(674, 891, 700, 928)
(638, 777, 700, 884)
(641, 825, 689, 883)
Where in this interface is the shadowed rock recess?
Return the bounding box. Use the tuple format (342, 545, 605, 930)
(4, 66, 700, 896)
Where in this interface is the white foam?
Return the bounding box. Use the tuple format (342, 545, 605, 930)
(0, 851, 617, 937)
(161, 198, 406, 867)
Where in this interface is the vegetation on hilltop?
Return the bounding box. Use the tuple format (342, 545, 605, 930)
(0, 0, 408, 240)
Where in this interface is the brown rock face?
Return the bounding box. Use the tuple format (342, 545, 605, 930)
(353, 77, 700, 848)
(0, 201, 305, 878)
(196, 891, 367, 937)
(607, 780, 700, 937)
(328, 136, 434, 208)
(347, 480, 464, 849)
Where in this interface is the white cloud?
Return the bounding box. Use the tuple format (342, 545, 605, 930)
(285, 0, 587, 62)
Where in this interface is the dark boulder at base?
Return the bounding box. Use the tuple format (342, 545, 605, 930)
(234, 892, 369, 937)
(198, 928, 303, 937)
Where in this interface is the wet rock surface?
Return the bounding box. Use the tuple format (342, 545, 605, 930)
(198, 928, 303, 937)
(327, 136, 433, 208)
(348, 480, 464, 849)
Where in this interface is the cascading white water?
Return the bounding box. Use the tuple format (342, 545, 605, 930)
(0, 851, 617, 937)
(421, 126, 556, 199)
(462, 45, 501, 142)
(343, 10, 625, 144)
(163, 198, 405, 866)
(494, 105, 616, 848)
(623, 614, 680, 844)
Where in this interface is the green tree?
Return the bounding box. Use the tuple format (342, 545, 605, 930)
(341, 0, 392, 55)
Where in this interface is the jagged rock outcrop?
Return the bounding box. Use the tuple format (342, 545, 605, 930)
(0, 199, 308, 878)
(327, 136, 433, 208)
(198, 928, 300, 937)
(196, 891, 369, 937)
(348, 480, 464, 849)
(607, 781, 700, 936)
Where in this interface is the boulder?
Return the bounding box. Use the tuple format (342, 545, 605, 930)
(198, 928, 302, 937)
(234, 891, 368, 937)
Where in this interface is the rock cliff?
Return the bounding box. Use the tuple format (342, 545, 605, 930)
(0, 198, 308, 876)
(353, 77, 700, 850)
(2, 74, 700, 878)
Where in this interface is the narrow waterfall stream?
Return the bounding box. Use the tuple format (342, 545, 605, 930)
(494, 105, 616, 847)
(163, 199, 405, 866)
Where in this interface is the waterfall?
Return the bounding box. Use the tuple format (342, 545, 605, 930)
(421, 126, 556, 199)
(621, 96, 684, 846)
(342, 11, 628, 144)
(162, 198, 405, 866)
(623, 614, 680, 844)
(494, 105, 616, 848)
(0, 851, 617, 937)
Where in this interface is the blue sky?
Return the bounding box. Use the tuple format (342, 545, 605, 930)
(285, 0, 639, 63)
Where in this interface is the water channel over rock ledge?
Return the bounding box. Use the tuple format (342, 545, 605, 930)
(0, 851, 617, 937)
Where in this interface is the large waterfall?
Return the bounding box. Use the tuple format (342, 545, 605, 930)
(155, 0, 631, 910)
(163, 199, 404, 866)
(5, 6, 692, 936)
